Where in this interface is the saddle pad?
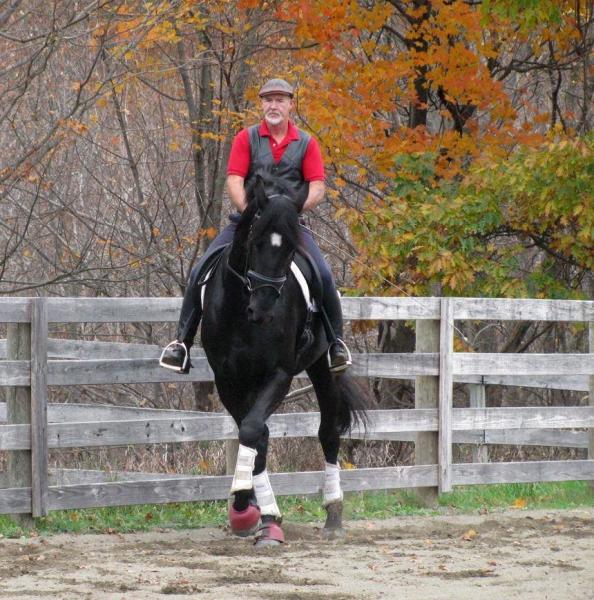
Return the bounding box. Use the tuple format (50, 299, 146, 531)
(290, 262, 318, 311)
(201, 268, 214, 308)
(201, 262, 318, 311)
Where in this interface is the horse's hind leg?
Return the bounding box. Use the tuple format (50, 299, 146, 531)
(307, 355, 346, 539)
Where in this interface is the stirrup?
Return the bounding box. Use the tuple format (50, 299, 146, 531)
(327, 338, 352, 372)
(159, 340, 189, 373)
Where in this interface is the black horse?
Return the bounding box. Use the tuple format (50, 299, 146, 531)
(201, 173, 367, 546)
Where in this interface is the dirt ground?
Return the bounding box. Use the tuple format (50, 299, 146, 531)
(0, 507, 592, 599)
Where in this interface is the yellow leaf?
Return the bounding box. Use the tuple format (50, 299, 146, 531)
(200, 131, 223, 141)
(462, 528, 477, 541)
(202, 227, 217, 240)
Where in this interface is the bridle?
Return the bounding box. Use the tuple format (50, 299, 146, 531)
(226, 254, 290, 298)
(227, 193, 296, 298)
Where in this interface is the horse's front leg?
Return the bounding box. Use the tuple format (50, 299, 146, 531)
(228, 442, 261, 537)
(229, 370, 291, 545)
(228, 423, 275, 537)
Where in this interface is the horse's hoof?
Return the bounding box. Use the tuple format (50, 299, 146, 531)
(229, 502, 261, 537)
(254, 520, 285, 547)
(254, 537, 283, 548)
(323, 500, 344, 530)
(321, 526, 346, 541)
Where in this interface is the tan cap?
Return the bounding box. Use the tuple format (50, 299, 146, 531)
(258, 78, 294, 98)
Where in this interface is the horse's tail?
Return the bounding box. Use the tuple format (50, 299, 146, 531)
(336, 374, 371, 435)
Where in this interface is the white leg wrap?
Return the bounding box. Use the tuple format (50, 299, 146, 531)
(230, 444, 257, 493)
(253, 470, 281, 518)
(323, 462, 343, 506)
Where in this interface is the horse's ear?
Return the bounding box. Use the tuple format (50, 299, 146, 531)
(254, 174, 269, 210)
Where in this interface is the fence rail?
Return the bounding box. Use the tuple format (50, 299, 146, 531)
(1, 296, 593, 518)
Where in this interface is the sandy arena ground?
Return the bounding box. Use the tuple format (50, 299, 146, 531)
(0, 507, 592, 599)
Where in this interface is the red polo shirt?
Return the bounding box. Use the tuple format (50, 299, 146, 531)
(227, 120, 325, 181)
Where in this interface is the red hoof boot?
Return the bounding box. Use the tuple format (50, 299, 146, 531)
(254, 519, 285, 547)
(229, 502, 261, 537)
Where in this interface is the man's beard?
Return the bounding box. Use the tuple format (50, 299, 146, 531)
(265, 113, 283, 126)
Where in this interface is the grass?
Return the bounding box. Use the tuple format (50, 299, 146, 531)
(1, 481, 592, 539)
(437, 480, 594, 511)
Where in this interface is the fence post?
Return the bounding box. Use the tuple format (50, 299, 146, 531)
(226, 439, 239, 511)
(438, 298, 453, 494)
(6, 313, 34, 527)
(588, 321, 594, 491)
(469, 383, 489, 463)
(31, 298, 49, 517)
(226, 439, 239, 475)
(414, 315, 440, 506)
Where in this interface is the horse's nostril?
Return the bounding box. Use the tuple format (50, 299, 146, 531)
(247, 304, 269, 324)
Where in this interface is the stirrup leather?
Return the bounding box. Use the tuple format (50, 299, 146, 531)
(159, 341, 189, 373)
(327, 338, 352, 372)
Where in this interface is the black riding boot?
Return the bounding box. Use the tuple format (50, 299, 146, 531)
(160, 219, 238, 374)
(159, 273, 203, 374)
(322, 289, 351, 372)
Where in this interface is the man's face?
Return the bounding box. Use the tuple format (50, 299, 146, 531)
(261, 94, 293, 127)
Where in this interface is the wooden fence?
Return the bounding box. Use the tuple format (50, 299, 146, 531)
(0, 296, 593, 519)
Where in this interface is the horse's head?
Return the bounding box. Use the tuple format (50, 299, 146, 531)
(241, 174, 303, 324)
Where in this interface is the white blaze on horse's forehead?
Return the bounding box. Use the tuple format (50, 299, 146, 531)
(270, 232, 283, 247)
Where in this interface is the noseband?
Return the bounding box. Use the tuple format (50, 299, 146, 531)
(246, 269, 287, 296)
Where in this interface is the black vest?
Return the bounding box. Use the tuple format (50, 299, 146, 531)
(246, 124, 311, 200)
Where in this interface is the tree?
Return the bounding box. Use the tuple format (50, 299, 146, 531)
(0, 0, 123, 292)
(275, 0, 592, 300)
(343, 135, 593, 298)
(270, 0, 592, 416)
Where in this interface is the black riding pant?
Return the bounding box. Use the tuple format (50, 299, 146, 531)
(176, 213, 344, 347)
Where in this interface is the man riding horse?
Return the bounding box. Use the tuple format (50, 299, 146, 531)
(160, 78, 351, 374)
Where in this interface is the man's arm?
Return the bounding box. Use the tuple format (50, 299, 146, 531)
(226, 174, 247, 212)
(302, 180, 325, 212)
